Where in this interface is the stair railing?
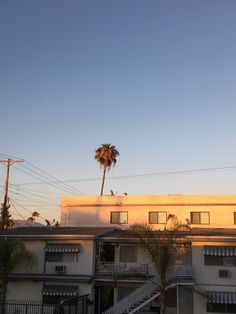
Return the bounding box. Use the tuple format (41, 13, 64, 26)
(102, 276, 159, 314)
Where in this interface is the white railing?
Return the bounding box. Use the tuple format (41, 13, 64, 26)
(169, 265, 193, 279)
(97, 262, 150, 276)
(102, 276, 160, 314)
(101, 266, 193, 314)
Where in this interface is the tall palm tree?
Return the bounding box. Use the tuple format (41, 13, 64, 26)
(0, 238, 35, 314)
(95, 144, 119, 196)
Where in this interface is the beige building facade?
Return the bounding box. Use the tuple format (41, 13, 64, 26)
(2, 195, 236, 314)
(61, 194, 236, 229)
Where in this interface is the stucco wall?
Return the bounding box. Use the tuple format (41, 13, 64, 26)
(7, 281, 43, 300)
(61, 195, 236, 228)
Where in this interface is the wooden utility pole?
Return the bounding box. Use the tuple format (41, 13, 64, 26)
(0, 158, 24, 231)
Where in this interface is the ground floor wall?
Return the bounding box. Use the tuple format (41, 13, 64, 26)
(7, 281, 43, 300)
(7, 280, 92, 302)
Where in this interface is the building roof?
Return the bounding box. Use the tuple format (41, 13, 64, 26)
(0, 227, 115, 239)
(61, 194, 236, 207)
(97, 228, 236, 243)
(1, 227, 236, 242)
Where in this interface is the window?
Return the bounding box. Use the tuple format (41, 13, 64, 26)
(110, 211, 128, 224)
(149, 211, 167, 224)
(45, 253, 63, 262)
(120, 246, 136, 263)
(45, 253, 78, 263)
(207, 303, 236, 313)
(233, 212, 236, 224)
(204, 246, 236, 266)
(190, 212, 209, 224)
(205, 255, 236, 266)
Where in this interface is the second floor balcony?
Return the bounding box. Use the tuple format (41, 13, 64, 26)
(96, 262, 193, 280)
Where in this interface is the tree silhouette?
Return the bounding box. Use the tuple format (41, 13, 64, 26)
(95, 144, 119, 195)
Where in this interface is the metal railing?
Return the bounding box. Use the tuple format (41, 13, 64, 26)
(102, 276, 160, 314)
(169, 265, 193, 279)
(96, 262, 150, 277)
(102, 266, 193, 314)
(0, 295, 89, 314)
(1, 299, 61, 314)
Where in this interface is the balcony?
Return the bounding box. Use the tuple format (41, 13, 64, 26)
(96, 263, 193, 281)
(96, 262, 150, 277)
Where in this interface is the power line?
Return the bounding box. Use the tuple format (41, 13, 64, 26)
(0, 153, 86, 195)
(11, 163, 81, 196)
(8, 186, 59, 204)
(6, 164, 236, 186)
(9, 198, 53, 223)
(24, 160, 86, 196)
(9, 200, 32, 226)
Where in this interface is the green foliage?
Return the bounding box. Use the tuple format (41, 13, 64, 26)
(0, 238, 35, 314)
(0, 204, 14, 230)
(95, 143, 119, 170)
(0, 238, 35, 281)
(129, 215, 190, 314)
(95, 143, 119, 195)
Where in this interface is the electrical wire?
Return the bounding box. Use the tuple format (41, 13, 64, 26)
(6, 164, 236, 186)
(0, 153, 86, 195)
(9, 198, 55, 224)
(1, 153, 236, 187)
(9, 200, 32, 226)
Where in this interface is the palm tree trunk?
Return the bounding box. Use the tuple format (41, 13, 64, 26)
(100, 166, 107, 196)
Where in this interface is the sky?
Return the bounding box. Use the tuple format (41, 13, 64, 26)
(1, 0, 236, 222)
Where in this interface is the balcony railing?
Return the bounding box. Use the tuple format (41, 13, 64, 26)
(169, 265, 193, 280)
(96, 263, 193, 279)
(96, 262, 150, 277)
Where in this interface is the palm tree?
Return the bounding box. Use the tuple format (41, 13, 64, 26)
(0, 238, 35, 314)
(129, 215, 190, 314)
(27, 211, 40, 223)
(95, 144, 119, 196)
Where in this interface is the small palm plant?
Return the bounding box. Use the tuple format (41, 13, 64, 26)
(95, 144, 119, 196)
(0, 238, 35, 314)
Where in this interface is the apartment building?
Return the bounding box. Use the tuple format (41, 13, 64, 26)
(1, 195, 236, 314)
(60, 195, 236, 314)
(0, 226, 114, 312)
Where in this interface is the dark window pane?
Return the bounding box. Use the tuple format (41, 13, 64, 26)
(191, 212, 200, 224)
(149, 212, 158, 224)
(120, 246, 136, 263)
(205, 255, 223, 266)
(45, 253, 63, 262)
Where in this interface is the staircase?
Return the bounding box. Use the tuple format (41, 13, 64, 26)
(102, 277, 176, 314)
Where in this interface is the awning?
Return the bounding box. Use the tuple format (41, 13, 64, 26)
(208, 291, 236, 304)
(45, 244, 80, 253)
(204, 246, 236, 256)
(42, 286, 78, 297)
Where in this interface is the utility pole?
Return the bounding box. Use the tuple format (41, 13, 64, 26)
(0, 158, 24, 231)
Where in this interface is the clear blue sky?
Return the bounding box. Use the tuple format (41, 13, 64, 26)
(1, 0, 236, 221)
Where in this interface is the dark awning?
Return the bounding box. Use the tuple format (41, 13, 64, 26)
(204, 246, 236, 256)
(42, 286, 78, 297)
(208, 291, 236, 304)
(45, 244, 80, 253)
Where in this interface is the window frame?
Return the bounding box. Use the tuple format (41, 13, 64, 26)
(190, 211, 210, 224)
(149, 211, 167, 224)
(233, 212, 236, 224)
(110, 211, 128, 224)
